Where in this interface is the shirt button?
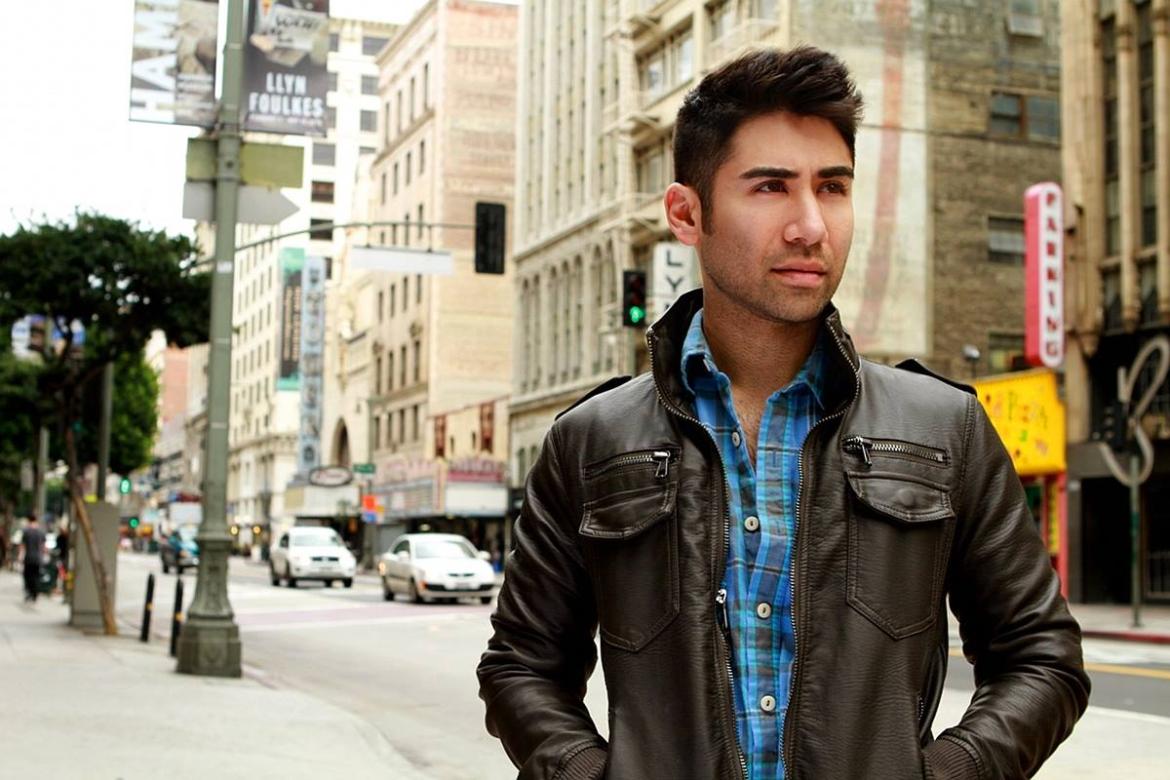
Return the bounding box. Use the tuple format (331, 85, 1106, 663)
(760, 695, 777, 713)
(744, 516, 760, 533)
(756, 602, 772, 619)
(731, 431, 741, 447)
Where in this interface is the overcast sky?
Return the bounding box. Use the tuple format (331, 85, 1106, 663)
(0, 0, 436, 237)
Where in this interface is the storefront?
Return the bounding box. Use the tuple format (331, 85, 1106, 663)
(972, 369, 1069, 594)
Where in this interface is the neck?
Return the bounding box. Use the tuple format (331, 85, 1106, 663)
(701, 293, 820, 399)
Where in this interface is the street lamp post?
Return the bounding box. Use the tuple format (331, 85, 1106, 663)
(176, 0, 244, 677)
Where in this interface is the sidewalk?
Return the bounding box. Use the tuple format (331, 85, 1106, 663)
(1068, 601, 1170, 645)
(0, 571, 429, 780)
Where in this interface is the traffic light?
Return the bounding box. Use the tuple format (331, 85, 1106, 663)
(474, 202, 506, 274)
(622, 270, 647, 327)
(128, 516, 140, 530)
(119, 477, 131, 495)
(1100, 399, 1129, 453)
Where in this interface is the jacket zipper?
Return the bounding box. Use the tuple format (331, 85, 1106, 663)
(841, 436, 947, 468)
(646, 334, 748, 780)
(584, 449, 673, 479)
(783, 322, 861, 775)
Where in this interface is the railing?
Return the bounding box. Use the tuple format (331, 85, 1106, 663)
(707, 18, 781, 67)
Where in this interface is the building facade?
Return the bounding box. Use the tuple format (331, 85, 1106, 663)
(321, 0, 517, 561)
(510, 0, 1062, 490)
(222, 16, 397, 549)
(1062, 0, 1170, 604)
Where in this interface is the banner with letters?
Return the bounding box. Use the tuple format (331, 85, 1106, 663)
(277, 247, 304, 391)
(128, 0, 219, 127)
(243, 0, 330, 136)
(297, 255, 327, 476)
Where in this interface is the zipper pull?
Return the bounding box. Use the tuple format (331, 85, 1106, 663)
(715, 587, 730, 634)
(844, 435, 872, 467)
(653, 450, 670, 478)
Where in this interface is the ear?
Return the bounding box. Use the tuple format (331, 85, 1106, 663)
(665, 183, 703, 246)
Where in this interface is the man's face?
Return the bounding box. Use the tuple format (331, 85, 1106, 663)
(694, 111, 854, 325)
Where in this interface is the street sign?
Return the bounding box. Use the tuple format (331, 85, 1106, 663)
(182, 182, 299, 225)
(349, 246, 454, 275)
(353, 462, 376, 475)
(187, 138, 304, 189)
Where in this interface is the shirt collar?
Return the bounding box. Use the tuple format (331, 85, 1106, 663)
(679, 308, 828, 409)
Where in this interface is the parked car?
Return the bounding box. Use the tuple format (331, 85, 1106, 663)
(160, 526, 200, 574)
(269, 526, 356, 588)
(378, 533, 496, 604)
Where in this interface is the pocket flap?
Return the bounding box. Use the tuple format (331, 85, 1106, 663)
(580, 482, 677, 540)
(846, 471, 953, 524)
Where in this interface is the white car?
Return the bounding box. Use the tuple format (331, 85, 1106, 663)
(269, 526, 356, 588)
(379, 533, 496, 604)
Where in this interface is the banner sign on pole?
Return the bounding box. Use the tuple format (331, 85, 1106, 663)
(129, 0, 219, 127)
(243, 0, 330, 136)
(1024, 182, 1064, 369)
(277, 247, 305, 391)
(297, 256, 326, 477)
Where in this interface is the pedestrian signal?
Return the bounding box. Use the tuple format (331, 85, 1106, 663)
(128, 517, 139, 529)
(119, 477, 131, 495)
(622, 270, 647, 327)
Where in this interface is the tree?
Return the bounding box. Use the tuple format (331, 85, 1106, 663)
(0, 213, 209, 634)
(0, 346, 42, 561)
(71, 348, 160, 476)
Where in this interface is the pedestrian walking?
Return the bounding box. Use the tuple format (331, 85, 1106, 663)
(478, 46, 1089, 780)
(55, 524, 69, 593)
(20, 515, 46, 603)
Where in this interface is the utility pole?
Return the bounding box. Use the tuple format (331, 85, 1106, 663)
(176, 0, 243, 677)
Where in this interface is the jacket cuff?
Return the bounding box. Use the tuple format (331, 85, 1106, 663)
(555, 745, 607, 780)
(923, 736, 980, 780)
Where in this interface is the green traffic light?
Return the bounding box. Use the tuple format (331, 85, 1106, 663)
(128, 517, 139, 529)
(119, 477, 131, 495)
(628, 306, 645, 324)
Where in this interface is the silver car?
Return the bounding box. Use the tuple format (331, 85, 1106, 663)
(379, 533, 496, 604)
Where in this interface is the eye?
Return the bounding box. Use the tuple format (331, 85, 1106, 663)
(756, 180, 788, 194)
(820, 180, 849, 195)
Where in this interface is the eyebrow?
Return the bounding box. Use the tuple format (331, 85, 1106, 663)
(739, 165, 855, 180)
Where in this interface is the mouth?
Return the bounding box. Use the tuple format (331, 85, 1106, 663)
(770, 264, 827, 289)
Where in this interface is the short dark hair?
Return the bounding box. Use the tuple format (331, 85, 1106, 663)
(673, 46, 864, 227)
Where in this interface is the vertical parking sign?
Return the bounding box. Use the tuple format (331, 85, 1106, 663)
(1025, 183, 1063, 369)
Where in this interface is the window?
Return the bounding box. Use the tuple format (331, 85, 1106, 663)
(329, 33, 339, 52)
(403, 275, 409, 308)
(1138, 3, 1157, 248)
(360, 146, 376, 156)
(399, 345, 407, 387)
(398, 410, 406, 445)
(360, 109, 377, 133)
(419, 140, 425, 174)
(636, 142, 666, 193)
(396, 90, 403, 131)
(362, 36, 388, 56)
(1025, 95, 1059, 142)
(310, 219, 332, 241)
(640, 50, 665, 98)
(989, 92, 1022, 137)
(390, 283, 396, 316)
(380, 172, 386, 204)
(755, 0, 778, 17)
(416, 273, 422, 304)
(403, 213, 411, 247)
(409, 76, 416, 122)
(1103, 18, 1120, 255)
(412, 405, 419, 441)
(422, 63, 429, 109)
(674, 29, 694, 85)
(710, 0, 735, 42)
(412, 339, 421, 383)
(392, 162, 399, 195)
(328, 72, 338, 92)
(361, 75, 378, 95)
(312, 143, 335, 166)
(1007, 0, 1043, 37)
(325, 105, 336, 128)
(373, 416, 381, 448)
(987, 216, 1025, 264)
(405, 152, 412, 185)
(311, 180, 334, 203)
(987, 333, 1025, 374)
(639, 27, 694, 101)
(417, 204, 424, 239)
(387, 352, 395, 391)
(375, 356, 383, 392)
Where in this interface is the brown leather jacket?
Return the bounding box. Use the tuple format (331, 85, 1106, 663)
(478, 290, 1089, 780)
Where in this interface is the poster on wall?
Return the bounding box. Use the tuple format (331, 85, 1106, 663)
(129, 0, 219, 127)
(297, 255, 326, 476)
(243, 0, 330, 136)
(277, 247, 305, 391)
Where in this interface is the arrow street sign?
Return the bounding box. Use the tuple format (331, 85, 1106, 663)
(182, 182, 299, 226)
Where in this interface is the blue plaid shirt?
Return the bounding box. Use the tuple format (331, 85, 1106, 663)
(680, 310, 825, 780)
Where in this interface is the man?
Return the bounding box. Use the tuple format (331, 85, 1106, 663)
(21, 514, 46, 603)
(478, 47, 1088, 780)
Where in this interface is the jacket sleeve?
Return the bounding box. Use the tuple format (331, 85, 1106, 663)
(924, 396, 1090, 780)
(477, 422, 608, 780)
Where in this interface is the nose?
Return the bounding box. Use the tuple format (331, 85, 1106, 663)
(782, 191, 828, 247)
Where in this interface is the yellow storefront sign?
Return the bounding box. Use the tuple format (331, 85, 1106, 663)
(972, 369, 1066, 477)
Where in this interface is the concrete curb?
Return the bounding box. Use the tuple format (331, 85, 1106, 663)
(1081, 629, 1170, 645)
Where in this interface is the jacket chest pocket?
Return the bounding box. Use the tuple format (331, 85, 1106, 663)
(845, 469, 953, 640)
(578, 449, 680, 652)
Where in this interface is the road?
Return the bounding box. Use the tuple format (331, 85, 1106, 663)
(115, 551, 1170, 779)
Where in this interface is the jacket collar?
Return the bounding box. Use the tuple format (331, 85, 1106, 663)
(646, 288, 861, 420)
